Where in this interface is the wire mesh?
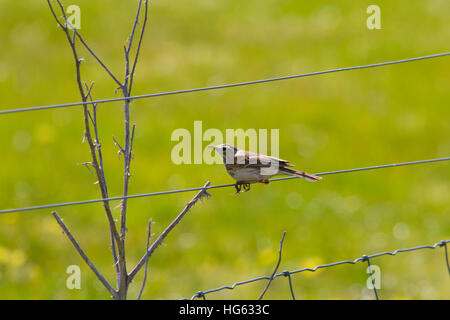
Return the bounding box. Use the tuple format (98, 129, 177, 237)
(188, 240, 450, 300)
(0, 28, 448, 300)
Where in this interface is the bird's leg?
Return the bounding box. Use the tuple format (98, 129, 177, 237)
(234, 182, 242, 194)
(242, 183, 251, 192)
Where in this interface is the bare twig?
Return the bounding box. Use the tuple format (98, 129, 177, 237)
(116, 0, 149, 299)
(84, 81, 120, 281)
(47, 0, 66, 29)
(258, 231, 286, 300)
(48, 0, 124, 292)
(83, 81, 95, 101)
(114, 1, 149, 299)
(77, 161, 96, 177)
(84, 82, 97, 129)
(112, 136, 125, 154)
(74, 32, 123, 87)
(47, 0, 153, 300)
(137, 219, 153, 300)
(126, 0, 143, 55)
(128, 124, 136, 163)
(51, 211, 117, 298)
(128, 181, 212, 283)
(51, 1, 122, 87)
(128, 0, 149, 96)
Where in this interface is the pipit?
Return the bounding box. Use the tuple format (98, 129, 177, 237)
(208, 144, 322, 193)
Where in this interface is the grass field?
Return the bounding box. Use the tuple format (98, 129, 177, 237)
(0, 0, 449, 299)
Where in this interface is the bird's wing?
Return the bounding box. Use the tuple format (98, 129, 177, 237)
(235, 150, 293, 168)
(258, 154, 294, 167)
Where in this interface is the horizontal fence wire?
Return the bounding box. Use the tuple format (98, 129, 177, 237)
(188, 239, 450, 300)
(1, 52, 449, 115)
(0, 157, 449, 214)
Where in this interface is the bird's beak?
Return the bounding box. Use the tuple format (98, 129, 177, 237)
(207, 145, 216, 150)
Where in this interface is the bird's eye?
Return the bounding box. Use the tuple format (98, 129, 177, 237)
(222, 147, 227, 151)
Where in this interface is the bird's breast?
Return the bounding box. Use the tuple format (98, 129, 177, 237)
(225, 165, 270, 182)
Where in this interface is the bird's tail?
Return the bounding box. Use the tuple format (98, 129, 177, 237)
(281, 168, 322, 182)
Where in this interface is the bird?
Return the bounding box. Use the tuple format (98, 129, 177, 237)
(208, 144, 322, 193)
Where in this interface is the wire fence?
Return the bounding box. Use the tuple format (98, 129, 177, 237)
(0, 51, 449, 115)
(188, 239, 450, 300)
(0, 156, 448, 214)
(1, 47, 449, 300)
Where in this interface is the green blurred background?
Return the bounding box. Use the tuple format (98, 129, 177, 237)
(0, 0, 449, 299)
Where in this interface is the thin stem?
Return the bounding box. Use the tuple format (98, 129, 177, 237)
(84, 81, 120, 282)
(48, 0, 124, 293)
(126, 0, 143, 54)
(116, 0, 149, 299)
(112, 136, 125, 154)
(128, 182, 211, 283)
(128, 0, 149, 96)
(137, 219, 152, 300)
(74, 32, 123, 87)
(52, 211, 117, 298)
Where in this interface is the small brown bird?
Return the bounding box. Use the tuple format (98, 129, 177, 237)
(208, 144, 322, 193)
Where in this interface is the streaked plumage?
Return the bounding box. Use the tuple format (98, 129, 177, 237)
(209, 144, 321, 192)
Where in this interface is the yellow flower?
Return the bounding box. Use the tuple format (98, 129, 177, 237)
(0, 246, 26, 268)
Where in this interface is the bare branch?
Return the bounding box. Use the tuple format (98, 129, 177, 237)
(128, 181, 212, 283)
(83, 82, 97, 132)
(126, 0, 143, 54)
(137, 219, 152, 300)
(128, 124, 136, 163)
(83, 81, 95, 102)
(112, 136, 125, 154)
(84, 81, 120, 280)
(47, 0, 66, 30)
(74, 31, 124, 87)
(48, 0, 150, 300)
(48, 0, 124, 290)
(49, 1, 122, 87)
(258, 231, 287, 300)
(116, 0, 149, 299)
(51, 211, 117, 298)
(128, 0, 149, 95)
(77, 161, 96, 177)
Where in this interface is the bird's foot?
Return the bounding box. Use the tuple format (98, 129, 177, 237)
(234, 183, 242, 194)
(234, 182, 251, 194)
(259, 179, 270, 184)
